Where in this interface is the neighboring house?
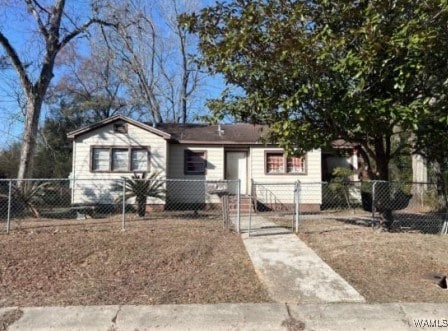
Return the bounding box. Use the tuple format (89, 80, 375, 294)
(322, 140, 360, 182)
(67, 115, 322, 211)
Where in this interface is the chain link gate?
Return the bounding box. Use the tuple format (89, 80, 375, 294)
(247, 180, 300, 236)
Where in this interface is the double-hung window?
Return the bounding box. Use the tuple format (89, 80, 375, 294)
(112, 149, 129, 171)
(266, 152, 284, 174)
(184, 150, 206, 175)
(92, 148, 110, 172)
(266, 152, 305, 174)
(92, 147, 149, 172)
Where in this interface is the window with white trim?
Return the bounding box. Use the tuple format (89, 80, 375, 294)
(91, 147, 149, 172)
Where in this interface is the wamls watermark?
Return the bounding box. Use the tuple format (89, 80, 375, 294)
(413, 319, 448, 328)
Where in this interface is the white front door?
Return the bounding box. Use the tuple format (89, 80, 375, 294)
(225, 152, 248, 194)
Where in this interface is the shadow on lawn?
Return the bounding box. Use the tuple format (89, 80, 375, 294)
(332, 212, 447, 234)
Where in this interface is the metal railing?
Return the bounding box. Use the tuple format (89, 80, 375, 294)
(247, 180, 300, 236)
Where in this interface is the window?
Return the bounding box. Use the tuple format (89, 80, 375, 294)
(91, 147, 149, 172)
(266, 153, 284, 173)
(112, 149, 129, 171)
(184, 151, 206, 175)
(92, 148, 110, 171)
(287, 156, 305, 174)
(131, 149, 148, 171)
(266, 152, 306, 175)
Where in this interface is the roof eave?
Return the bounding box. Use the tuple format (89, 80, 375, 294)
(171, 139, 275, 145)
(67, 115, 171, 140)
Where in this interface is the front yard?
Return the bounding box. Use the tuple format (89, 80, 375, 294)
(297, 218, 448, 303)
(0, 218, 270, 307)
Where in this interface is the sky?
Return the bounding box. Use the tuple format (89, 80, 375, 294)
(0, 0, 226, 149)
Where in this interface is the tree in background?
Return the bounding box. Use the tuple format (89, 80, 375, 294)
(50, 37, 134, 123)
(0, 143, 21, 178)
(103, 0, 205, 124)
(0, 0, 116, 179)
(32, 110, 82, 178)
(0, 0, 217, 179)
(184, 0, 448, 180)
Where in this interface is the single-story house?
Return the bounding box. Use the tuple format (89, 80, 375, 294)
(67, 115, 322, 211)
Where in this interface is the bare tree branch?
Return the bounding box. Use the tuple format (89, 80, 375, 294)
(0, 32, 33, 95)
(24, 0, 50, 39)
(60, 18, 117, 49)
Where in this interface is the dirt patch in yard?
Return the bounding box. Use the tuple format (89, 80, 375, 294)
(0, 218, 270, 307)
(297, 218, 448, 303)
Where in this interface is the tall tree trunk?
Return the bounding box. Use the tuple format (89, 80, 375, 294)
(374, 137, 390, 180)
(376, 158, 390, 181)
(372, 137, 398, 230)
(17, 95, 43, 179)
(179, 26, 188, 124)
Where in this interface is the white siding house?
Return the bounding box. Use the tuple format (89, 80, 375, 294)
(68, 117, 169, 205)
(67, 115, 322, 210)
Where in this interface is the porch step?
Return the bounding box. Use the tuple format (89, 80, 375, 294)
(228, 195, 255, 213)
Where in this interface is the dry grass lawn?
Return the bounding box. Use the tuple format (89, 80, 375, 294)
(0, 218, 270, 307)
(297, 218, 448, 303)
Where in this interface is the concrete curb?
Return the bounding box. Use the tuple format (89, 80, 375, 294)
(3, 303, 448, 331)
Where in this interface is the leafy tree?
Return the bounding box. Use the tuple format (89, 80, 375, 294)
(0, 143, 21, 178)
(32, 113, 82, 178)
(184, 0, 448, 180)
(113, 172, 165, 217)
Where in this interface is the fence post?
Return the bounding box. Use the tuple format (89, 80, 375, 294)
(295, 180, 300, 233)
(371, 181, 377, 228)
(6, 179, 12, 233)
(122, 178, 126, 231)
(248, 179, 253, 237)
(237, 179, 241, 233)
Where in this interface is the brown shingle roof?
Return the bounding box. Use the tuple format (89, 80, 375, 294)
(156, 123, 269, 144)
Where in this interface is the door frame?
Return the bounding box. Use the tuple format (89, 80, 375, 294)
(224, 150, 249, 195)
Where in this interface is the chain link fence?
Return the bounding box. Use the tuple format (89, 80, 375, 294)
(297, 181, 448, 234)
(2, 178, 446, 235)
(0, 178, 241, 233)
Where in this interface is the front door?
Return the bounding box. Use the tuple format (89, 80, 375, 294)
(225, 152, 248, 194)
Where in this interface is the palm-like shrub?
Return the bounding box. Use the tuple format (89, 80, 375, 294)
(113, 172, 165, 217)
(0, 181, 50, 218)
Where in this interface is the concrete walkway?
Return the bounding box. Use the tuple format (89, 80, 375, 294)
(3, 303, 448, 330)
(240, 215, 365, 304)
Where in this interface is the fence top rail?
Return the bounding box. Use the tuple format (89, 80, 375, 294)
(0, 178, 441, 186)
(0, 178, 71, 182)
(0, 178, 240, 183)
(253, 182, 298, 186)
